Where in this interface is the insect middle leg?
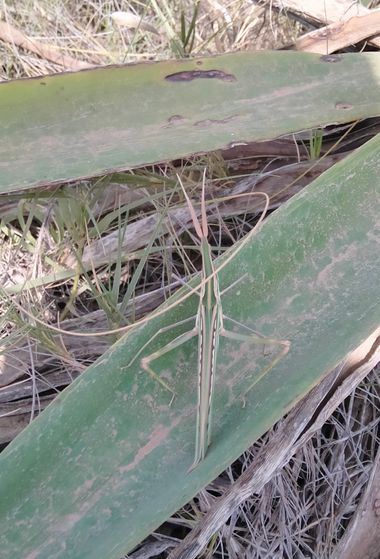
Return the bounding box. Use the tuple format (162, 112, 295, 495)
(126, 315, 198, 404)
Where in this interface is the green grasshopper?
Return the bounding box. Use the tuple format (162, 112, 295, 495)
(130, 172, 290, 470)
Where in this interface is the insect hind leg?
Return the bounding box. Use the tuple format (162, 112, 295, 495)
(220, 315, 290, 406)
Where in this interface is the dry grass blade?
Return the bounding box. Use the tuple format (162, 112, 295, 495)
(331, 445, 380, 559)
(0, 20, 94, 70)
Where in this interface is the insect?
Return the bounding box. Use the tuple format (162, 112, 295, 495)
(129, 171, 290, 470)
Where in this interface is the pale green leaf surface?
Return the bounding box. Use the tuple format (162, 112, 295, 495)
(1, 51, 380, 193)
(0, 133, 379, 558)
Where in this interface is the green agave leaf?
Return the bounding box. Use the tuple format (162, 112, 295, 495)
(1, 132, 379, 558)
(1, 51, 380, 193)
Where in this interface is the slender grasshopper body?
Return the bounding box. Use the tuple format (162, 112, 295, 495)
(129, 172, 290, 470)
(183, 183, 223, 468)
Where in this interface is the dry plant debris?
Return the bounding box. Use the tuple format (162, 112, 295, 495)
(0, 2, 379, 558)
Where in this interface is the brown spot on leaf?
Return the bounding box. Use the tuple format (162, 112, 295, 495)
(119, 418, 181, 473)
(165, 69, 236, 82)
(194, 115, 237, 127)
(320, 54, 342, 63)
(167, 114, 186, 126)
(335, 102, 353, 110)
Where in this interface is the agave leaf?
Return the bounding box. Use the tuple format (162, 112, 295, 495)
(0, 131, 379, 558)
(1, 51, 380, 194)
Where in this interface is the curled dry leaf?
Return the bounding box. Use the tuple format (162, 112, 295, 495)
(110, 11, 159, 35)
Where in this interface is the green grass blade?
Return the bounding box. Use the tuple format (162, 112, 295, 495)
(1, 132, 379, 559)
(1, 51, 380, 194)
